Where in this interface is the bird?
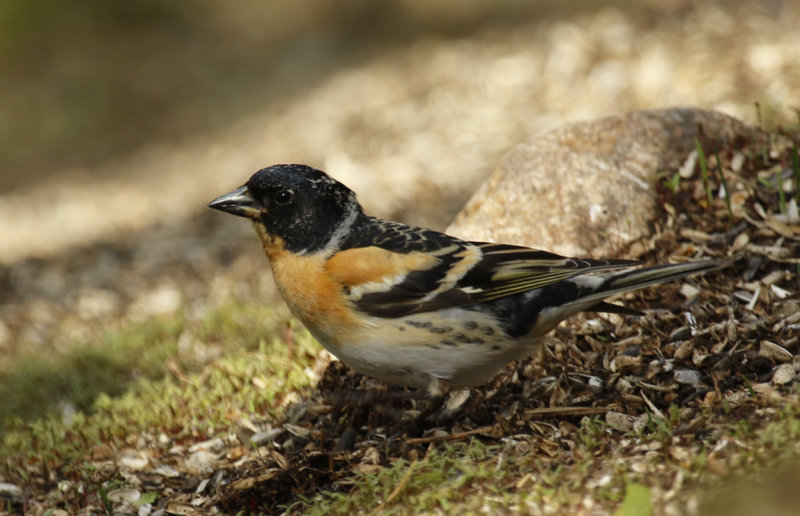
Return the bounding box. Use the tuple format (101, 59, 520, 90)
(208, 164, 723, 412)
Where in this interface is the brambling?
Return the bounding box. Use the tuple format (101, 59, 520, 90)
(209, 164, 722, 409)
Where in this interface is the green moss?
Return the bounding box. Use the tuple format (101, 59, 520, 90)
(0, 301, 319, 479)
(0, 316, 184, 430)
(294, 440, 512, 515)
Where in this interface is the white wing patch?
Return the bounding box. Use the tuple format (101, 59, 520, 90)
(420, 244, 484, 302)
(347, 273, 409, 301)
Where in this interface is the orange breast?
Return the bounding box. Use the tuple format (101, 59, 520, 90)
(252, 225, 358, 347)
(268, 250, 360, 348)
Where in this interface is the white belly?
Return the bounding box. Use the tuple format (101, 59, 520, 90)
(304, 307, 542, 391)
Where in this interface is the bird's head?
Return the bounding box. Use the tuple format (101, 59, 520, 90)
(208, 164, 362, 255)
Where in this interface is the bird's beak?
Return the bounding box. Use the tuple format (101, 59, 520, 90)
(208, 185, 261, 219)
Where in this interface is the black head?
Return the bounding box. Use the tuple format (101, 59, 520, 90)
(208, 164, 363, 254)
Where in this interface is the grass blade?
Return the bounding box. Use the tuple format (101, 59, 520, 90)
(792, 141, 799, 203)
(695, 137, 713, 205)
(715, 150, 733, 221)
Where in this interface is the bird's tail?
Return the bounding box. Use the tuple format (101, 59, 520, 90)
(513, 257, 729, 339)
(574, 258, 728, 315)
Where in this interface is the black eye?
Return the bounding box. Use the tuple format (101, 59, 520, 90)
(274, 189, 293, 205)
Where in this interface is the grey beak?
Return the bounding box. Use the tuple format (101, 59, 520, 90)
(208, 185, 260, 219)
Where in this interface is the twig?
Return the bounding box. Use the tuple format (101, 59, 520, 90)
(406, 408, 614, 445)
(525, 405, 615, 416)
(640, 390, 664, 419)
(406, 425, 495, 445)
(166, 358, 194, 385)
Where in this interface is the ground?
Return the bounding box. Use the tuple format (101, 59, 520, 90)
(1, 119, 798, 515)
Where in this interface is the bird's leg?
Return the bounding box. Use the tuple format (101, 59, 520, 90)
(322, 378, 452, 429)
(415, 377, 450, 423)
(323, 389, 430, 407)
(323, 389, 433, 427)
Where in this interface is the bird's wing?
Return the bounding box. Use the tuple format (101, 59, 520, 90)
(326, 230, 639, 318)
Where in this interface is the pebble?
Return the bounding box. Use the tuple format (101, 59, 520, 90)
(184, 450, 218, 475)
(772, 364, 796, 385)
(606, 411, 635, 433)
(107, 487, 141, 503)
(117, 453, 150, 471)
(674, 369, 703, 389)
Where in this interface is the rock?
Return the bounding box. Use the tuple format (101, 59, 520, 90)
(447, 108, 762, 257)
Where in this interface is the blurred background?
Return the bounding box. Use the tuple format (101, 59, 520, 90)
(0, 0, 799, 359)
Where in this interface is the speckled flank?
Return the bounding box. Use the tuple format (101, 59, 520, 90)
(452, 332, 481, 344)
(428, 326, 450, 334)
(320, 306, 536, 390)
(405, 320, 433, 329)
